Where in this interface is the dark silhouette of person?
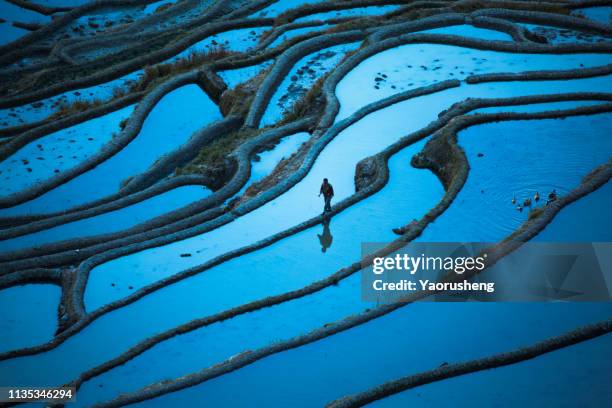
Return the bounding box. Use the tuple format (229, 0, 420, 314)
(319, 178, 334, 213)
(318, 218, 333, 253)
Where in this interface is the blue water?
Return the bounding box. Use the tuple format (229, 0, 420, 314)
(0, 104, 134, 198)
(0, 284, 60, 354)
(418, 113, 612, 242)
(171, 27, 268, 62)
(250, 131, 310, 183)
(84, 76, 612, 301)
(371, 182, 612, 407)
(472, 100, 606, 114)
(69, 138, 443, 405)
(420, 24, 513, 41)
(0, 21, 27, 47)
(132, 302, 612, 407)
(261, 42, 362, 126)
(534, 181, 612, 242)
(75, 111, 611, 405)
(130, 166, 612, 408)
(0, 8, 609, 406)
(0, 1, 50, 25)
(373, 333, 612, 407)
(0, 84, 220, 215)
(6, 103, 609, 404)
(336, 43, 612, 120)
(217, 60, 273, 89)
(235, 131, 311, 199)
(575, 6, 612, 25)
(0, 70, 143, 129)
(0, 137, 443, 395)
(0, 185, 210, 252)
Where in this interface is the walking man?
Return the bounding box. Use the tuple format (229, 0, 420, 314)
(319, 178, 334, 213)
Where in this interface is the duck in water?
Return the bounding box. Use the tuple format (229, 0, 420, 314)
(534, 192, 540, 202)
(547, 189, 558, 205)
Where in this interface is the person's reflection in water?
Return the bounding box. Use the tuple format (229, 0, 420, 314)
(318, 218, 333, 253)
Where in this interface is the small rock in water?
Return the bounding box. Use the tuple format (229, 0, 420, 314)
(180, 253, 192, 257)
(477, 152, 484, 157)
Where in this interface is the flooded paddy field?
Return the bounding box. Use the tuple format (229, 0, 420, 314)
(0, 0, 611, 407)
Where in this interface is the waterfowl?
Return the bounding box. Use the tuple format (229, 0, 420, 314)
(523, 198, 532, 207)
(516, 205, 523, 212)
(511, 195, 516, 205)
(534, 192, 540, 202)
(546, 189, 558, 205)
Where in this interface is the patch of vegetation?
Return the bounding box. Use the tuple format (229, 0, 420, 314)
(258, 26, 276, 44)
(46, 47, 234, 121)
(275, 1, 329, 26)
(219, 65, 270, 116)
(176, 127, 261, 177)
(324, 15, 386, 34)
(129, 46, 235, 93)
(279, 73, 328, 124)
(241, 136, 312, 200)
(49, 98, 104, 119)
(412, 130, 467, 190)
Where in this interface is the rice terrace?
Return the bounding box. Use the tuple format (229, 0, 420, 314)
(0, 0, 611, 406)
